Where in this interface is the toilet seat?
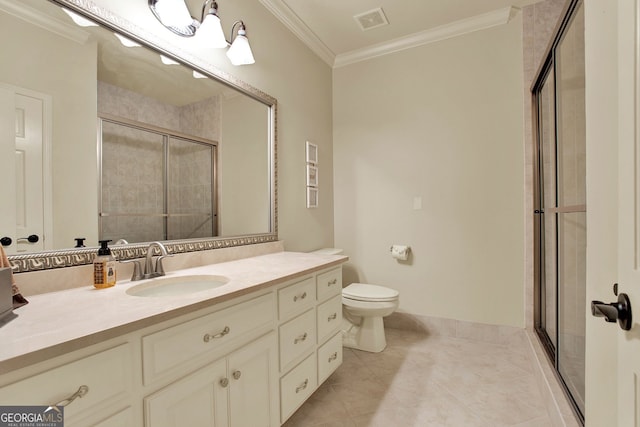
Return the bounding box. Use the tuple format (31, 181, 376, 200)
(342, 283, 399, 302)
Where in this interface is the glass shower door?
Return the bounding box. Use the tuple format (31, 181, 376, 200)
(555, 2, 586, 413)
(534, 0, 585, 421)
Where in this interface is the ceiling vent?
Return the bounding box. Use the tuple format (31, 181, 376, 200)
(354, 7, 389, 31)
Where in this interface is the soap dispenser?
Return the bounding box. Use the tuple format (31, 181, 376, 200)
(93, 240, 116, 289)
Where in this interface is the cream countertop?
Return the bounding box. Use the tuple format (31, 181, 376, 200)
(0, 251, 347, 374)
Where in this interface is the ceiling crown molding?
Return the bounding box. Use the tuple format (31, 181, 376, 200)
(258, 0, 335, 66)
(335, 6, 520, 68)
(0, 0, 90, 44)
(259, 1, 520, 68)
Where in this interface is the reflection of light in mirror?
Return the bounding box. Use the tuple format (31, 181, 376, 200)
(154, 0, 193, 28)
(160, 55, 180, 65)
(192, 70, 208, 79)
(114, 33, 141, 48)
(62, 8, 98, 27)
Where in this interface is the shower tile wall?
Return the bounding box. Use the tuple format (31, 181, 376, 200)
(98, 82, 219, 243)
(101, 122, 164, 243)
(167, 139, 214, 240)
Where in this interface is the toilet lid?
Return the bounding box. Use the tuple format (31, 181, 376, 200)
(342, 283, 399, 302)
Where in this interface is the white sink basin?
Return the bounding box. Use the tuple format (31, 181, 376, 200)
(126, 275, 229, 297)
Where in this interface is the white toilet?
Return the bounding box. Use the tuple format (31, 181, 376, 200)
(311, 248, 400, 353)
(342, 283, 399, 353)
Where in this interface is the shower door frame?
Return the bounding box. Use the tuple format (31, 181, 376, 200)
(532, 0, 585, 424)
(98, 114, 219, 243)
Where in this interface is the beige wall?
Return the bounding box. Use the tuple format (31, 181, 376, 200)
(0, 9, 98, 249)
(220, 95, 270, 236)
(333, 16, 525, 327)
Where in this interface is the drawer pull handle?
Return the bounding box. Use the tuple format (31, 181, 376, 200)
(328, 279, 338, 286)
(203, 326, 230, 342)
(232, 370, 242, 380)
(295, 379, 309, 393)
(294, 332, 308, 344)
(53, 385, 89, 407)
(328, 313, 337, 321)
(220, 378, 229, 388)
(328, 352, 338, 363)
(293, 292, 307, 302)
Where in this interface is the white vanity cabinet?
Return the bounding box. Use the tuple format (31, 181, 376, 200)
(0, 255, 347, 427)
(0, 343, 135, 427)
(141, 293, 278, 427)
(144, 332, 278, 427)
(277, 266, 343, 424)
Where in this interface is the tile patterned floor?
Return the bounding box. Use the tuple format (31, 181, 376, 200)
(283, 328, 552, 427)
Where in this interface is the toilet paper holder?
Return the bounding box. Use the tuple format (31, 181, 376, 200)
(389, 245, 411, 261)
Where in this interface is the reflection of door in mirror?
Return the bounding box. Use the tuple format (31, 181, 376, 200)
(0, 84, 50, 254)
(99, 118, 217, 244)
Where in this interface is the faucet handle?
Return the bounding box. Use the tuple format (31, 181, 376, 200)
(155, 254, 174, 276)
(120, 259, 144, 281)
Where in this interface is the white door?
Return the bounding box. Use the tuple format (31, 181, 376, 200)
(616, 0, 640, 424)
(0, 84, 49, 254)
(585, 0, 640, 425)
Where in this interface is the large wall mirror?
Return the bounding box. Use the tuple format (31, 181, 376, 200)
(0, 0, 277, 272)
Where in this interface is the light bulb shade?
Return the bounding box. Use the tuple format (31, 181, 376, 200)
(154, 0, 193, 28)
(195, 13, 227, 48)
(226, 34, 255, 65)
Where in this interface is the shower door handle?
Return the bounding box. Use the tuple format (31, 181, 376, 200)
(591, 292, 632, 331)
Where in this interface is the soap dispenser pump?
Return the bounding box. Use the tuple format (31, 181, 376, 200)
(93, 240, 116, 289)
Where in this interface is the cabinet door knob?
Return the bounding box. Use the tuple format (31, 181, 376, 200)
(328, 352, 338, 363)
(293, 292, 307, 302)
(328, 278, 337, 285)
(327, 313, 337, 321)
(232, 370, 242, 380)
(219, 378, 229, 387)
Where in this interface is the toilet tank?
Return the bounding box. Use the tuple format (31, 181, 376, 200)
(311, 248, 343, 255)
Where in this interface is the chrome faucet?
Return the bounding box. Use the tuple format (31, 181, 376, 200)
(143, 241, 171, 279)
(120, 241, 173, 281)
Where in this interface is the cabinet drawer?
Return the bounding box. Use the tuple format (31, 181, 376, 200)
(142, 292, 275, 385)
(0, 344, 132, 424)
(318, 332, 343, 384)
(279, 309, 316, 371)
(317, 294, 342, 343)
(278, 277, 315, 320)
(280, 353, 317, 424)
(91, 406, 135, 427)
(316, 268, 341, 302)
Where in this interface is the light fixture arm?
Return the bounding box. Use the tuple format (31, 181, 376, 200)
(200, 0, 218, 23)
(229, 20, 246, 43)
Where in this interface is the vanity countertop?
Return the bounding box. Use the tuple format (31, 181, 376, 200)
(0, 251, 347, 374)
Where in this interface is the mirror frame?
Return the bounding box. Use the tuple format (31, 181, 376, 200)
(8, 0, 277, 273)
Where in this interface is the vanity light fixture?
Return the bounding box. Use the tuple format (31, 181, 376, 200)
(148, 0, 255, 65)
